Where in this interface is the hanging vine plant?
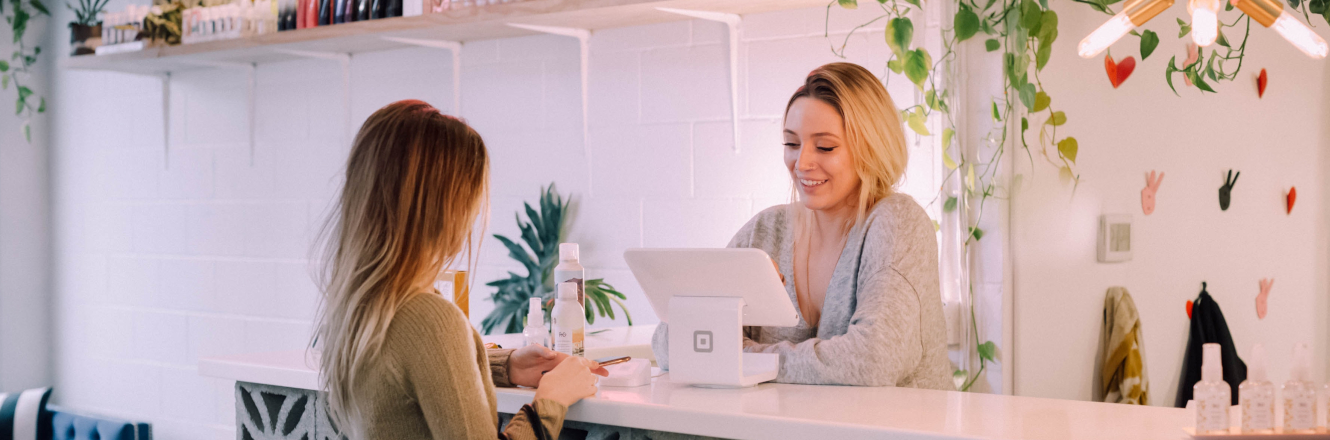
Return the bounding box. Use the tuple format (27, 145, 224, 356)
(2, 0, 49, 142)
(829, 0, 1080, 392)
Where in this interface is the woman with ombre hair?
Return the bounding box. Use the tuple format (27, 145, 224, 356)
(314, 100, 606, 440)
(653, 62, 954, 389)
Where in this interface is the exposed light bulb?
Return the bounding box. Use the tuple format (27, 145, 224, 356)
(1191, 0, 1220, 46)
(1271, 12, 1329, 58)
(1078, 13, 1134, 58)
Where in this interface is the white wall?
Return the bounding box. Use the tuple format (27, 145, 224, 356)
(0, 18, 52, 392)
(1012, 3, 1330, 405)
(46, 5, 948, 438)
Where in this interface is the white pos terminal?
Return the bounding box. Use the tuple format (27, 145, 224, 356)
(624, 248, 798, 387)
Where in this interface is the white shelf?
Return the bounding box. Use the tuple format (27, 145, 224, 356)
(63, 0, 824, 74)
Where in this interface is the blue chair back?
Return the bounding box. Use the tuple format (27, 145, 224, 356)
(47, 406, 151, 440)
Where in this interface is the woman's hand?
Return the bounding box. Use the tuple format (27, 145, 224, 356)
(533, 356, 602, 407)
(508, 344, 608, 388)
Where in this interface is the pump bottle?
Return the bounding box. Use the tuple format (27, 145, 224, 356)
(551, 282, 584, 357)
(1239, 344, 1274, 434)
(554, 243, 585, 309)
(1284, 343, 1316, 433)
(522, 297, 548, 348)
(1194, 343, 1231, 434)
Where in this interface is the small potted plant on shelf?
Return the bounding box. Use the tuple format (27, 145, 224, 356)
(67, 0, 109, 55)
(142, 0, 185, 46)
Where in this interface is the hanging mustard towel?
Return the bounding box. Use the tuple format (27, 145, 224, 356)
(1101, 287, 1149, 405)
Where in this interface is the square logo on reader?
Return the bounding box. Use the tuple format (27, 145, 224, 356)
(692, 330, 713, 353)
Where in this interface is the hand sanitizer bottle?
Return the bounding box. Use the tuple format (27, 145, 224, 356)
(1239, 344, 1274, 434)
(522, 297, 548, 348)
(1284, 343, 1316, 433)
(551, 282, 584, 357)
(1195, 343, 1231, 434)
(554, 243, 585, 309)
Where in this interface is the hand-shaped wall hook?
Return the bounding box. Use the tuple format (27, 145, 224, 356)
(1219, 170, 1240, 211)
(1287, 186, 1297, 215)
(1256, 278, 1274, 320)
(1141, 171, 1164, 215)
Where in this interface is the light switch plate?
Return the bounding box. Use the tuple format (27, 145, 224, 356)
(1097, 214, 1132, 263)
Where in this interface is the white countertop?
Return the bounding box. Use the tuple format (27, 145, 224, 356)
(198, 324, 657, 390)
(200, 323, 1189, 440)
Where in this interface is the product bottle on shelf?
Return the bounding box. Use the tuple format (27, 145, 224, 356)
(551, 282, 584, 357)
(554, 243, 585, 309)
(523, 297, 549, 349)
(1239, 344, 1275, 434)
(1194, 343, 1231, 435)
(1284, 343, 1317, 433)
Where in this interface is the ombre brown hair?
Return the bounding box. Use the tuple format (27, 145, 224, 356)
(785, 62, 908, 224)
(313, 100, 489, 436)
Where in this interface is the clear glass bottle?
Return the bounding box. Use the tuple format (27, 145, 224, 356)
(1239, 344, 1274, 434)
(1284, 343, 1317, 433)
(1194, 343, 1231, 434)
(522, 297, 548, 348)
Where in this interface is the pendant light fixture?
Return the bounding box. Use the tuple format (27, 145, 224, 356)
(1190, 0, 1220, 46)
(1232, 0, 1328, 58)
(1078, 0, 1175, 58)
(1079, 0, 1327, 59)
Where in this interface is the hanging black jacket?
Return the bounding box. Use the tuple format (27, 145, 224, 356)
(1174, 284, 1247, 407)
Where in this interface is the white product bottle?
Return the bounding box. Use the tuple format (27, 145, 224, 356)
(1239, 344, 1275, 434)
(1284, 343, 1317, 433)
(553, 243, 585, 310)
(551, 282, 584, 357)
(1194, 343, 1231, 434)
(522, 297, 548, 348)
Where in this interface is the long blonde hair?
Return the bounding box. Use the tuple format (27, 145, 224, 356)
(313, 100, 489, 437)
(785, 62, 908, 224)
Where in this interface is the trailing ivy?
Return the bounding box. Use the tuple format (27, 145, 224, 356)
(829, 0, 1079, 392)
(2, 0, 49, 143)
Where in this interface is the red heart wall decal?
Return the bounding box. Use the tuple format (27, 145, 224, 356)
(1257, 68, 1268, 98)
(1287, 186, 1297, 214)
(1104, 54, 1136, 88)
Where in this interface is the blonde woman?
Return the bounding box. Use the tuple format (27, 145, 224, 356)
(315, 100, 606, 440)
(653, 62, 953, 389)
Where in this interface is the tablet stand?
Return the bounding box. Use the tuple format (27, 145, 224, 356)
(667, 296, 780, 387)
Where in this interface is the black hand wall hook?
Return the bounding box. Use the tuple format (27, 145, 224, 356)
(1219, 170, 1240, 211)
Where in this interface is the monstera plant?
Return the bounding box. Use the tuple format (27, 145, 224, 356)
(480, 184, 632, 335)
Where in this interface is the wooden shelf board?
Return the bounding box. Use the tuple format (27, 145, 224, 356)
(63, 0, 825, 75)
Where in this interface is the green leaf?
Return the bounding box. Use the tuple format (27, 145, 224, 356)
(1035, 42, 1052, 71)
(943, 149, 958, 170)
(991, 101, 1000, 121)
(1059, 166, 1074, 184)
(954, 369, 969, 389)
(886, 58, 904, 74)
(942, 127, 955, 148)
(1, 75, 7, 90)
(943, 196, 958, 213)
(1032, 91, 1050, 112)
(1047, 111, 1066, 126)
(907, 109, 930, 136)
(977, 341, 997, 362)
(1164, 56, 1180, 96)
(970, 226, 985, 241)
(886, 17, 914, 59)
(1216, 29, 1230, 48)
(1038, 10, 1059, 43)
(16, 96, 24, 115)
(1178, 18, 1191, 38)
(37, 97, 44, 113)
(1018, 82, 1037, 109)
(1139, 29, 1159, 60)
(23, 123, 30, 143)
(925, 89, 938, 110)
(0, 60, 7, 72)
(1021, 0, 1043, 34)
(1021, 117, 1029, 132)
(30, 0, 48, 15)
(985, 38, 1000, 52)
(837, 0, 857, 9)
(904, 48, 931, 89)
(1057, 137, 1079, 163)
(954, 5, 980, 42)
(902, 0, 920, 6)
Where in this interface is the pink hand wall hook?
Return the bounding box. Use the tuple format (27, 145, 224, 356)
(1256, 278, 1274, 320)
(1141, 170, 1164, 215)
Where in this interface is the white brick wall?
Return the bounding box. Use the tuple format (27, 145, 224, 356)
(47, 6, 942, 438)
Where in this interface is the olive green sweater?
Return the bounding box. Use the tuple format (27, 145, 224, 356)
(353, 292, 566, 439)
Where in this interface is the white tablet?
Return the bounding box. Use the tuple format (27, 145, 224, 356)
(623, 248, 798, 327)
